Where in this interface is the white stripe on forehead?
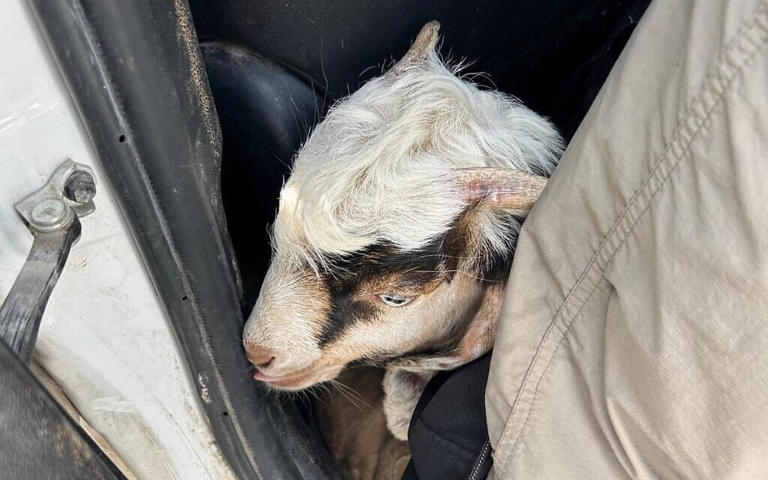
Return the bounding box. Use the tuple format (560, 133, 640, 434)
(272, 53, 562, 268)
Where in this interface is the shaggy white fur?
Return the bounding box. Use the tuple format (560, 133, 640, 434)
(246, 22, 565, 442)
(273, 45, 563, 271)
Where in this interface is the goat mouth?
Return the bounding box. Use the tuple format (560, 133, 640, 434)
(253, 366, 342, 391)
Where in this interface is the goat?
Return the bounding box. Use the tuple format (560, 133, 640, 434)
(243, 21, 563, 440)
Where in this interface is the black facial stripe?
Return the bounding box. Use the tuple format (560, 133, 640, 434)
(315, 209, 517, 348)
(328, 236, 452, 285)
(316, 237, 451, 347)
(318, 294, 378, 347)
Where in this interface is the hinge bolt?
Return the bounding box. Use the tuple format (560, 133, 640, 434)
(30, 198, 68, 228)
(64, 171, 96, 204)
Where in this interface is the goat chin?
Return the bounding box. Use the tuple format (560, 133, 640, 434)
(253, 364, 345, 392)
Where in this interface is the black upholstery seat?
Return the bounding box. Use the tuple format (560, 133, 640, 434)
(201, 43, 318, 309)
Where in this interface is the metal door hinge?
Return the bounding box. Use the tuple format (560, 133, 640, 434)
(0, 159, 97, 363)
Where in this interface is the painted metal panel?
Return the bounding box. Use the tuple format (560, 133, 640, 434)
(0, 1, 236, 479)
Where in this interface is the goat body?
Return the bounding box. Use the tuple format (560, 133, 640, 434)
(243, 21, 563, 440)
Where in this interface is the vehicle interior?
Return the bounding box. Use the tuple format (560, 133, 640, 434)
(189, 1, 650, 477)
(13, 0, 649, 478)
(189, 0, 650, 311)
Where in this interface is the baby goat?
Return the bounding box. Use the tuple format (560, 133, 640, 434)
(243, 21, 563, 440)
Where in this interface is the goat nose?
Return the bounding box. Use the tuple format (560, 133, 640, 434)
(246, 345, 276, 369)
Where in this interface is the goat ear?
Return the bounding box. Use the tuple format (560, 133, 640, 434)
(455, 167, 548, 212)
(390, 21, 440, 75)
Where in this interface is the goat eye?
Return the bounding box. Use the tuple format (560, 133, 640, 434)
(378, 294, 413, 307)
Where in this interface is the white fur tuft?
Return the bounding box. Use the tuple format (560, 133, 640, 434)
(273, 52, 563, 268)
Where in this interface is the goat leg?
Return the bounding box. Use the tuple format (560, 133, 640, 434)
(382, 368, 435, 441)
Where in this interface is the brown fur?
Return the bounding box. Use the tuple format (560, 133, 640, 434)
(315, 367, 411, 480)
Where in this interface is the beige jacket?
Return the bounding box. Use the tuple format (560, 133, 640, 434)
(487, 0, 768, 478)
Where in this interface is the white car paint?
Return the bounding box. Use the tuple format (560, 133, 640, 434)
(0, 1, 236, 479)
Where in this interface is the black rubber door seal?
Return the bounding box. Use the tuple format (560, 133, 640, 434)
(25, 0, 340, 478)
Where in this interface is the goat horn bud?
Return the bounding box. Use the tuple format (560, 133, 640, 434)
(391, 21, 440, 74)
(455, 167, 549, 211)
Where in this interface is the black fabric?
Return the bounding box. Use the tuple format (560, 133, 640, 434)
(200, 43, 318, 311)
(403, 354, 493, 480)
